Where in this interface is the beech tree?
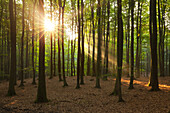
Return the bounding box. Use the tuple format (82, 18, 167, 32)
(8, 0, 16, 96)
(36, 0, 48, 103)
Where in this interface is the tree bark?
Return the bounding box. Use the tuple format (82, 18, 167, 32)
(129, 0, 135, 89)
(36, 0, 48, 102)
(76, 0, 81, 89)
(80, 0, 85, 85)
(32, 0, 36, 85)
(95, 0, 101, 88)
(61, 0, 68, 87)
(49, 0, 53, 79)
(149, 0, 160, 91)
(58, 6, 62, 81)
(8, 0, 16, 96)
(19, 0, 25, 87)
(92, 0, 96, 77)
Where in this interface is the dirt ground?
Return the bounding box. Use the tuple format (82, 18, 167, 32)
(0, 76, 169, 113)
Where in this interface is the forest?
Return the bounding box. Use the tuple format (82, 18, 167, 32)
(0, 0, 170, 112)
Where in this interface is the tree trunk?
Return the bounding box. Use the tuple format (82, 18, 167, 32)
(112, 0, 124, 102)
(0, 0, 3, 74)
(58, 6, 62, 81)
(129, 0, 135, 89)
(80, 0, 85, 85)
(67, 37, 70, 76)
(61, 1, 68, 87)
(71, 0, 74, 77)
(126, 0, 130, 77)
(49, 0, 53, 79)
(8, 0, 16, 96)
(135, 0, 140, 78)
(36, 0, 48, 102)
(149, 0, 160, 91)
(103, 1, 110, 80)
(158, 0, 164, 77)
(32, 0, 36, 85)
(25, 8, 30, 79)
(19, 0, 25, 87)
(92, 0, 96, 77)
(95, 0, 101, 88)
(76, 0, 81, 89)
(87, 7, 91, 76)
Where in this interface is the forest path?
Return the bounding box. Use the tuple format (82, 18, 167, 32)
(0, 76, 169, 113)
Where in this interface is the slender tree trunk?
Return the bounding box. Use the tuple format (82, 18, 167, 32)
(92, 0, 96, 77)
(102, 0, 106, 75)
(80, 0, 85, 85)
(76, 0, 81, 89)
(126, 0, 130, 77)
(25, 9, 30, 79)
(87, 11, 91, 76)
(13, 0, 17, 84)
(6, 18, 10, 75)
(158, 0, 164, 77)
(0, 0, 3, 74)
(129, 0, 135, 89)
(49, 0, 53, 79)
(19, 0, 25, 87)
(32, 0, 36, 85)
(58, 5, 62, 81)
(103, 1, 110, 80)
(71, 0, 74, 76)
(67, 37, 70, 76)
(149, 0, 160, 91)
(61, 1, 68, 87)
(36, 0, 48, 102)
(112, 0, 124, 102)
(53, 5, 56, 77)
(8, 0, 16, 96)
(135, 0, 140, 78)
(95, 0, 101, 88)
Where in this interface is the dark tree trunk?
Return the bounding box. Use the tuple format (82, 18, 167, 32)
(129, 0, 135, 89)
(19, 0, 25, 87)
(102, 0, 106, 75)
(76, 0, 81, 89)
(92, 0, 96, 77)
(49, 0, 53, 79)
(135, 0, 140, 78)
(95, 0, 101, 88)
(36, 0, 48, 103)
(25, 9, 30, 79)
(112, 0, 124, 102)
(126, 0, 130, 77)
(13, 0, 17, 84)
(87, 6, 91, 76)
(103, 1, 110, 80)
(149, 0, 160, 91)
(0, 0, 3, 74)
(61, 1, 68, 87)
(8, 0, 16, 96)
(71, 0, 74, 77)
(113, 1, 116, 58)
(32, 0, 36, 85)
(158, 0, 164, 77)
(53, 6, 56, 77)
(80, 0, 85, 85)
(67, 37, 70, 76)
(58, 6, 62, 81)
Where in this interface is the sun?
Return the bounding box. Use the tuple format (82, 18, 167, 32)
(44, 19, 55, 32)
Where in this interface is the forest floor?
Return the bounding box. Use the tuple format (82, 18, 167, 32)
(0, 76, 170, 113)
